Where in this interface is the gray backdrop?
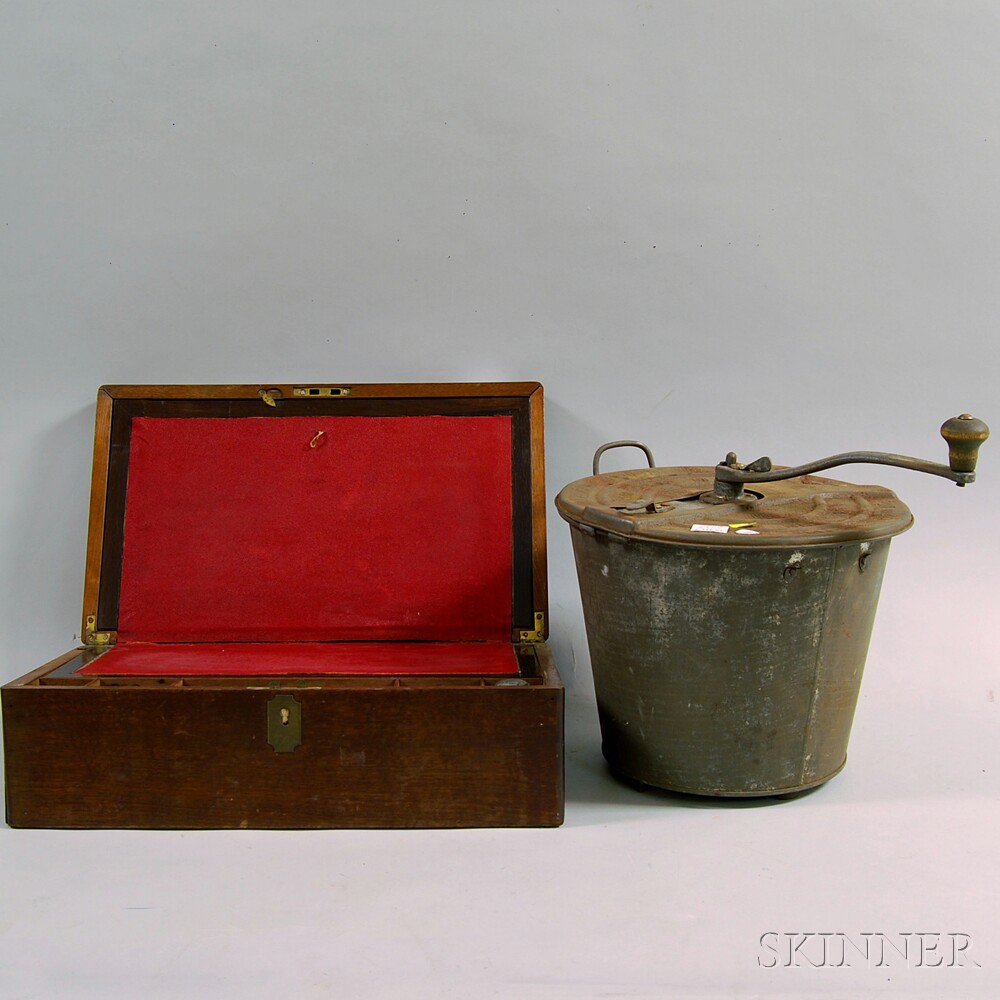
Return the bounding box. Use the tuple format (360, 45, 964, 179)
(2, 3, 998, 997)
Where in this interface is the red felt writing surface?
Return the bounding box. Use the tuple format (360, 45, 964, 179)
(117, 415, 513, 642)
(78, 641, 519, 676)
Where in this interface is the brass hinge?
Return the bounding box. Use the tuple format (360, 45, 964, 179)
(84, 615, 116, 646)
(519, 611, 546, 643)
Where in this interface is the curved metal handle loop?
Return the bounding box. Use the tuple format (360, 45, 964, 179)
(592, 440, 656, 477)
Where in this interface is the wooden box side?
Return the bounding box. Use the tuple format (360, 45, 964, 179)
(3, 645, 563, 829)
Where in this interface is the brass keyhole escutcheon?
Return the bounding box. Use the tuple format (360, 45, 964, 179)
(267, 695, 302, 753)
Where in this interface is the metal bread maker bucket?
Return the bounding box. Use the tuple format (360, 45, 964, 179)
(556, 415, 989, 797)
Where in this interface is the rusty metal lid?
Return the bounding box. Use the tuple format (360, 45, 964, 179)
(555, 465, 914, 547)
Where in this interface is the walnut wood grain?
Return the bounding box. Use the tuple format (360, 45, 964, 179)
(99, 382, 542, 399)
(81, 388, 113, 637)
(3, 645, 563, 828)
(529, 384, 548, 634)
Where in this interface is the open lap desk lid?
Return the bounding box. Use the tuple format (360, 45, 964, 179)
(80, 383, 547, 676)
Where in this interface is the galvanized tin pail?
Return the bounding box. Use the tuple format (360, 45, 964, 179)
(556, 416, 988, 797)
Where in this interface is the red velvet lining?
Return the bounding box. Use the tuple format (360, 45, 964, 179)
(78, 641, 519, 676)
(117, 415, 513, 642)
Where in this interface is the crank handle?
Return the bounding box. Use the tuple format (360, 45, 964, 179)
(710, 414, 989, 502)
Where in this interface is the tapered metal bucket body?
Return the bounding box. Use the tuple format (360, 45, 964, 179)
(556, 462, 916, 797)
(570, 524, 891, 795)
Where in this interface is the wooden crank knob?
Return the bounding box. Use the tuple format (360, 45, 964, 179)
(940, 414, 989, 474)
